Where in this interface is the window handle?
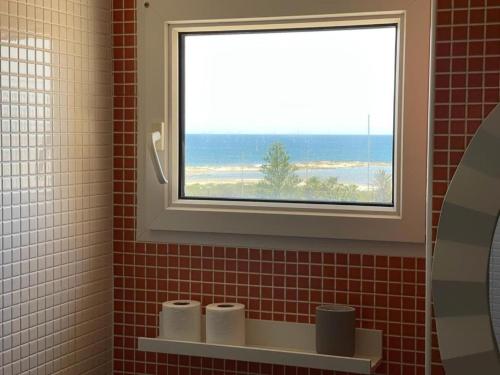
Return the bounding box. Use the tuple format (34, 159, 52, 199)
(150, 123, 168, 184)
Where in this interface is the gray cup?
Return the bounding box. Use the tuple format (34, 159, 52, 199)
(315, 304, 356, 357)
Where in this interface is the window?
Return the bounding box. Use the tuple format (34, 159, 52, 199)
(179, 26, 397, 206)
(137, 0, 431, 252)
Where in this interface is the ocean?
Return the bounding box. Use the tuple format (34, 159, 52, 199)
(184, 134, 393, 186)
(184, 134, 393, 166)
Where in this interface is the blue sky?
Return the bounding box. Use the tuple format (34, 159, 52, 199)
(184, 26, 397, 135)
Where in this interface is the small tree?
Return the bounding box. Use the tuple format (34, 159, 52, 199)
(373, 169, 392, 203)
(303, 176, 326, 200)
(258, 142, 300, 198)
(321, 178, 357, 201)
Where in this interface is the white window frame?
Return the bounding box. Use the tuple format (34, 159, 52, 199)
(137, 0, 432, 254)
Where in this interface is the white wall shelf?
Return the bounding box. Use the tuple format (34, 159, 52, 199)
(138, 319, 382, 374)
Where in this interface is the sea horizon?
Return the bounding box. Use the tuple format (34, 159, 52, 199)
(184, 132, 392, 137)
(184, 133, 393, 167)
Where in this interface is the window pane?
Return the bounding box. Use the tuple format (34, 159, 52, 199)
(180, 25, 397, 205)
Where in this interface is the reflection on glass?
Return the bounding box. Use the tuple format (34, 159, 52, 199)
(490, 219, 500, 351)
(180, 26, 397, 205)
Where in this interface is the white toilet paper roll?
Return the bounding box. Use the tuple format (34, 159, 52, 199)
(160, 300, 201, 342)
(206, 303, 245, 346)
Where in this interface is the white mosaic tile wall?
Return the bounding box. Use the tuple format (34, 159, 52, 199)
(491, 220, 500, 350)
(0, 1, 113, 374)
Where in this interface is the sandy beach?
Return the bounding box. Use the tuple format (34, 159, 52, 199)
(186, 161, 391, 175)
(185, 161, 392, 187)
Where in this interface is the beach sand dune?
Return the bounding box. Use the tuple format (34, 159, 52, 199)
(184, 161, 392, 188)
(186, 161, 391, 175)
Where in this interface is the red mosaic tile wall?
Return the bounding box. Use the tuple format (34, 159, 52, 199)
(431, 1, 500, 374)
(113, 243, 426, 375)
(112, 1, 500, 374)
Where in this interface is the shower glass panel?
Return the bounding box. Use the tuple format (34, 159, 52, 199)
(491, 218, 500, 351)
